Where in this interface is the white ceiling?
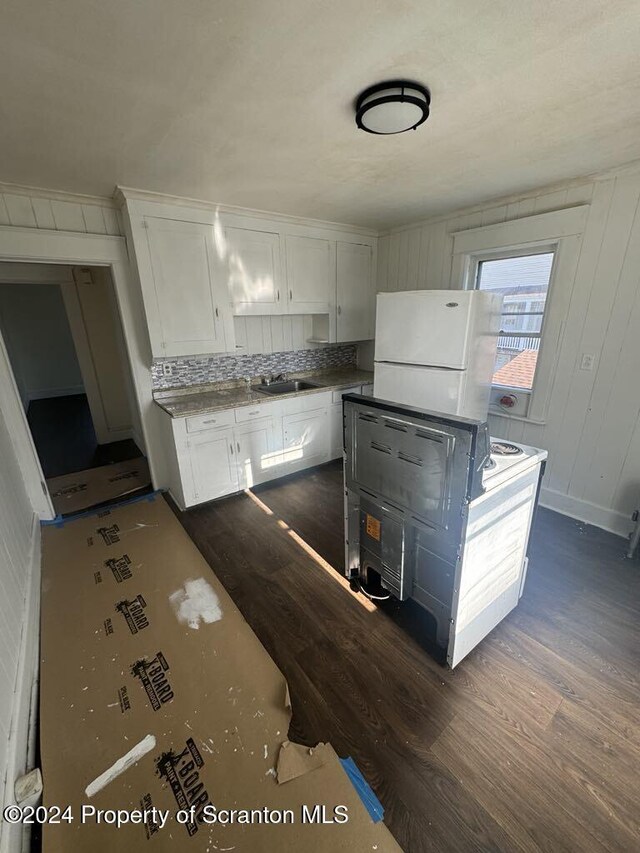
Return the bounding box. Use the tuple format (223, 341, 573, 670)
(2, 0, 640, 230)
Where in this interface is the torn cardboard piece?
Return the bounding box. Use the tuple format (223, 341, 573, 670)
(40, 493, 402, 851)
(276, 741, 332, 784)
(46, 457, 151, 516)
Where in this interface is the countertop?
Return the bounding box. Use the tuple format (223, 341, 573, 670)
(154, 367, 374, 418)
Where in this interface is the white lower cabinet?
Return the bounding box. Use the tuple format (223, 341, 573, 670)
(166, 384, 370, 508)
(188, 426, 238, 504)
(282, 407, 329, 472)
(235, 418, 279, 488)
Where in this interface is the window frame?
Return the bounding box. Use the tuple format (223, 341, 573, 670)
(465, 241, 559, 419)
(450, 204, 589, 424)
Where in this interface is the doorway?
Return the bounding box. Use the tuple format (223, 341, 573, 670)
(0, 261, 147, 509)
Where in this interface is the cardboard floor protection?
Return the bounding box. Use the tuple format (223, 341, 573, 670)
(40, 493, 401, 852)
(46, 457, 151, 516)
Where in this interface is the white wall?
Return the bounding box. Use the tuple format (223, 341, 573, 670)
(0, 402, 39, 853)
(377, 172, 640, 536)
(0, 283, 84, 406)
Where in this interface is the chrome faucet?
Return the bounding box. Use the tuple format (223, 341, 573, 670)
(261, 372, 286, 385)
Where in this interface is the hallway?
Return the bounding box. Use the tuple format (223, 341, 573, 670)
(27, 394, 140, 479)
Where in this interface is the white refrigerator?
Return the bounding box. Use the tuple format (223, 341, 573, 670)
(374, 290, 503, 420)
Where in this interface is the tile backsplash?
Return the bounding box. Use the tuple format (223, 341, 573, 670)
(151, 344, 357, 390)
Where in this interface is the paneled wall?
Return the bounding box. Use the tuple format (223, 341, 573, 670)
(0, 186, 122, 236)
(234, 315, 316, 355)
(0, 402, 37, 841)
(377, 174, 640, 536)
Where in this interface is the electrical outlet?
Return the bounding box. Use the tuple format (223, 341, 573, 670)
(162, 363, 173, 377)
(580, 353, 595, 371)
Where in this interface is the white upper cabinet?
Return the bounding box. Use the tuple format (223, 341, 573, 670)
(141, 216, 233, 357)
(120, 193, 376, 354)
(336, 241, 374, 342)
(285, 235, 334, 314)
(226, 226, 283, 315)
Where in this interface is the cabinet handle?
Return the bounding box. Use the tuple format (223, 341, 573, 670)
(248, 409, 260, 415)
(215, 306, 219, 318)
(237, 441, 241, 452)
(230, 443, 234, 455)
(276, 289, 280, 301)
(337, 305, 342, 315)
(289, 289, 293, 301)
(202, 418, 217, 425)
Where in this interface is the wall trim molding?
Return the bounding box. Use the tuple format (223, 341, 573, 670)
(103, 426, 134, 444)
(450, 205, 589, 254)
(0, 181, 116, 209)
(0, 514, 41, 853)
(380, 160, 640, 237)
(540, 486, 634, 539)
(3, 157, 640, 240)
(115, 186, 378, 237)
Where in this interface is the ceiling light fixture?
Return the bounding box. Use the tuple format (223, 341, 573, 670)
(355, 80, 431, 135)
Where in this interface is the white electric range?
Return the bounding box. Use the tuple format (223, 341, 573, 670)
(343, 395, 549, 667)
(483, 439, 548, 492)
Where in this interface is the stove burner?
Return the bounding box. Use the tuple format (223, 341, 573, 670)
(491, 441, 524, 457)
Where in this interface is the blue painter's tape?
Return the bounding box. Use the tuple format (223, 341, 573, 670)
(339, 756, 384, 823)
(40, 490, 162, 528)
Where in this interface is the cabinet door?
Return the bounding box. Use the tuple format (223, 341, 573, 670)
(282, 407, 329, 471)
(188, 426, 238, 504)
(144, 217, 230, 356)
(234, 418, 280, 488)
(285, 235, 333, 313)
(225, 227, 283, 315)
(329, 402, 344, 460)
(336, 241, 374, 342)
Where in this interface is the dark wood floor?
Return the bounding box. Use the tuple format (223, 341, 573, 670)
(170, 461, 640, 853)
(27, 394, 140, 478)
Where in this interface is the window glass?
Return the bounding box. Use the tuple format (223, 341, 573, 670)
(476, 252, 554, 391)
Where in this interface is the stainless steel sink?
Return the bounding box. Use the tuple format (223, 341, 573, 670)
(254, 380, 322, 396)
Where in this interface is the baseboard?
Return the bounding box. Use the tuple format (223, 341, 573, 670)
(540, 486, 634, 539)
(27, 385, 84, 401)
(0, 515, 41, 853)
(94, 426, 133, 445)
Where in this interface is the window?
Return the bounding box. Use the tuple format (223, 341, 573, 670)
(475, 250, 555, 392)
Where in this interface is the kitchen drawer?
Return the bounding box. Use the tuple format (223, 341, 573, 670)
(281, 390, 331, 415)
(235, 401, 278, 423)
(332, 385, 361, 404)
(186, 409, 235, 433)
